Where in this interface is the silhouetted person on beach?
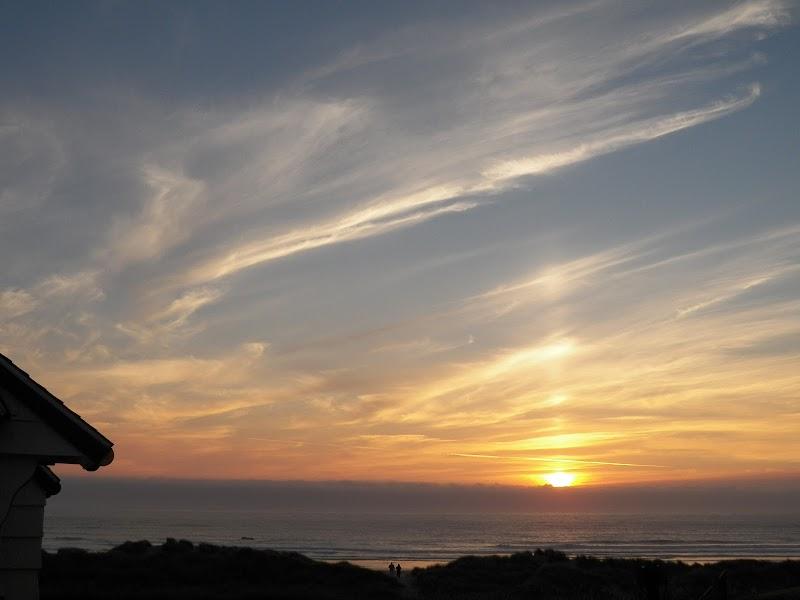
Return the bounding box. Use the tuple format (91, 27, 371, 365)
(396, 563, 402, 578)
(388, 562, 395, 577)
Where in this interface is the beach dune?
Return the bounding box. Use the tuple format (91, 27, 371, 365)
(39, 541, 800, 600)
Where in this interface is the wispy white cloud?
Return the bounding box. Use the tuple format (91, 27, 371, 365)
(675, 266, 795, 319)
(139, 0, 780, 288)
(171, 80, 763, 287)
(661, 0, 788, 45)
(186, 198, 478, 283)
(37, 271, 105, 302)
(0, 288, 37, 319)
(104, 166, 205, 268)
(0, 116, 66, 218)
(116, 286, 223, 344)
(0, 0, 794, 482)
(0, 271, 104, 322)
(482, 85, 761, 181)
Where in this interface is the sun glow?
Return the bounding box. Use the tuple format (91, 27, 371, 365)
(542, 472, 576, 487)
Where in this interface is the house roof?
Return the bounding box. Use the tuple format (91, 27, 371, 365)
(35, 465, 62, 497)
(0, 353, 114, 471)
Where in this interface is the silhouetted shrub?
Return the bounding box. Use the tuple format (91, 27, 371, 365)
(162, 537, 194, 552)
(40, 543, 800, 600)
(111, 540, 152, 554)
(40, 541, 403, 600)
(411, 551, 800, 600)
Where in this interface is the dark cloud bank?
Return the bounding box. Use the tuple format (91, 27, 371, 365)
(51, 476, 800, 514)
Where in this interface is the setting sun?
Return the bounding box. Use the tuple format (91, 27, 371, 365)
(543, 472, 577, 487)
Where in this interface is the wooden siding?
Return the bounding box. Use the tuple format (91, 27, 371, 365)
(0, 570, 38, 600)
(1, 506, 44, 538)
(0, 538, 42, 571)
(1, 464, 47, 600)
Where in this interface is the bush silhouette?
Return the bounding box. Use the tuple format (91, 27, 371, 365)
(40, 541, 402, 600)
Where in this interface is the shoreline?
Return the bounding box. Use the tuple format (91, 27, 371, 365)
(335, 555, 800, 571)
(43, 510, 800, 567)
(46, 538, 800, 565)
(45, 539, 800, 567)
(44, 540, 800, 568)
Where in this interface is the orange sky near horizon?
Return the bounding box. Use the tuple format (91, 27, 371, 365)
(2, 1, 799, 489)
(33, 269, 800, 487)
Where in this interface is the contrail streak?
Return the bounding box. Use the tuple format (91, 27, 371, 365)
(450, 453, 669, 468)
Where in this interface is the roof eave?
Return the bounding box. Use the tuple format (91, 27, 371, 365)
(0, 354, 114, 470)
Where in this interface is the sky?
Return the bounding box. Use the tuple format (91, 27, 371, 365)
(1, 0, 799, 488)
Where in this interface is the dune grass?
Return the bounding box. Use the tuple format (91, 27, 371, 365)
(40, 539, 403, 600)
(40, 542, 800, 600)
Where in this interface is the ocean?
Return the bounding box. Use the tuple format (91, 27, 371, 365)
(43, 510, 800, 568)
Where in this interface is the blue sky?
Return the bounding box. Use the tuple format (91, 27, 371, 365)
(1, 1, 799, 484)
